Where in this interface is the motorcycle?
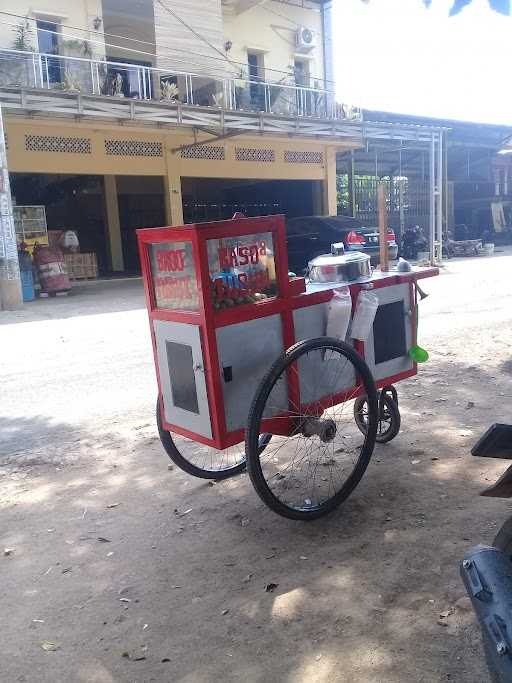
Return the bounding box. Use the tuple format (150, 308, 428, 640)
(461, 424, 512, 682)
(401, 224, 428, 260)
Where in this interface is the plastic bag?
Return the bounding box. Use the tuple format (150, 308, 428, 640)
(61, 230, 80, 253)
(350, 290, 378, 341)
(326, 286, 352, 341)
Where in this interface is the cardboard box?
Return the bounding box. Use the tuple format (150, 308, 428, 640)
(64, 253, 98, 280)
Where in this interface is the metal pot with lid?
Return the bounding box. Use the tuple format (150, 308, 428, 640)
(307, 243, 372, 284)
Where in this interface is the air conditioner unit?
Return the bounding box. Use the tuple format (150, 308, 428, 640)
(296, 26, 316, 52)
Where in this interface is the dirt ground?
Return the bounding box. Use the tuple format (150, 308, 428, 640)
(2, 252, 512, 683)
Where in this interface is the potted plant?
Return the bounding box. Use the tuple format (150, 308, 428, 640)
(12, 18, 33, 51)
(160, 79, 179, 102)
(52, 74, 83, 92)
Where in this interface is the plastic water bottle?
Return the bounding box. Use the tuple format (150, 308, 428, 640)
(350, 290, 379, 341)
(326, 286, 352, 341)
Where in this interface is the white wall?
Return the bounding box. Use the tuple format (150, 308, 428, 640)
(322, 0, 334, 87)
(0, 0, 104, 58)
(222, 0, 325, 86)
(0, 0, 326, 88)
(153, 0, 226, 76)
(102, 0, 156, 65)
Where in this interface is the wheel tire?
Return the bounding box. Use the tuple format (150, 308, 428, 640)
(156, 397, 246, 480)
(245, 337, 378, 521)
(354, 393, 401, 444)
(482, 637, 502, 683)
(491, 519, 512, 678)
(478, 513, 510, 683)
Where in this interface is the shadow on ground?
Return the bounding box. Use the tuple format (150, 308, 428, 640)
(3, 355, 510, 682)
(0, 279, 145, 326)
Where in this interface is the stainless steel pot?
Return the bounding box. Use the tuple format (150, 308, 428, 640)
(307, 250, 371, 284)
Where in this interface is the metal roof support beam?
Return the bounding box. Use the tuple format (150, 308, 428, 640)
(0, 88, 444, 145)
(436, 131, 443, 262)
(429, 132, 436, 265)
(170, 128, 243, 153)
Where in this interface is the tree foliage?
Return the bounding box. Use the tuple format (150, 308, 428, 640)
(448, 0, 510, 15)
(362, 0, 510, 15)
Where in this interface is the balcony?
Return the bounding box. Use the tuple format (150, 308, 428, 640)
(0, 48, 361, 133)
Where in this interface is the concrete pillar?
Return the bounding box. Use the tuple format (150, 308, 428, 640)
(348, 150, 355, 216)
(164, 158, 183, 225)
(0, 278, 23, 310)
(429, 133, 435, 264)
(103, 175, 124, 272)
(494, 168, 501, 196)
(0, 105, 22, 310)
(323, 146, 337, 216)
(311, 180, 323, 215)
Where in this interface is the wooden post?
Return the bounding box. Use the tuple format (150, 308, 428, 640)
(104, 175, 124, 272)
(378, 182, 389, 272)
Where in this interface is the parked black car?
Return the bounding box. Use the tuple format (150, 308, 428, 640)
(286, 215, 398, 275)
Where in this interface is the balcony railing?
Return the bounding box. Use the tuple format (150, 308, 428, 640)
(0, 48, 360, 122)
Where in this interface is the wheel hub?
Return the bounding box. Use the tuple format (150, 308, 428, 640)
(301, 417, 337, 443)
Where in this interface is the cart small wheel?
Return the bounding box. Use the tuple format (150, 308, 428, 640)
(245, 337, 378, 521)
(354, 392, 401, 444)
(156, 397, 247, 480)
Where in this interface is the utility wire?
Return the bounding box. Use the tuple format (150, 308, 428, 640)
(258, 1, 304, 27)
(0, 10, 305, 82)
(0, 6, 332, 86)
(154, 0, 237, 73)
(0, 17, 238, 80)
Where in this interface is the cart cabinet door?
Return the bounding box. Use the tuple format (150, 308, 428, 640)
(216, 314, 287, 432)
(153, 320, 212, 439)
(364, 283, 414, 381)
(293, 303, 357, 403)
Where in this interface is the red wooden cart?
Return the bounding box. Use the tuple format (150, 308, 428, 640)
(137, 214, 437, 520)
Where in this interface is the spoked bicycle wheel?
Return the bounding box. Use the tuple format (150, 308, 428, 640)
(354, 390, 401, 444)
(245, 337, 378, 520)
(156, 397, 246, 480)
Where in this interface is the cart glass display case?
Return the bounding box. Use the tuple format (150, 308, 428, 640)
(149, 240, 199, 311)
(138, 216, 289, 449)
(206, 230, 279, 309)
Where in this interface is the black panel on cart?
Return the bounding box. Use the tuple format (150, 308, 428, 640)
(373, 301, 407, 364)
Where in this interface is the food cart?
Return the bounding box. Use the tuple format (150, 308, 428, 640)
(137, 214, 437, 520)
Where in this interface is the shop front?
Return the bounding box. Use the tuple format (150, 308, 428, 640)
(5, 116, 344, 285)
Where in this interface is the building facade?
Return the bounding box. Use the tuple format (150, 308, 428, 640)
(0, 0, 359, 278)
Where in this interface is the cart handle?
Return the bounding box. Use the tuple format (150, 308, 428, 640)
(416, 283, 429, 300)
